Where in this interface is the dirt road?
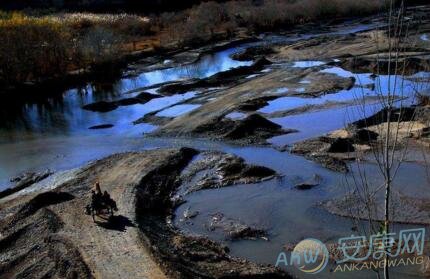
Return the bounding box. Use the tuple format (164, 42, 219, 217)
(0, 150, 179, 279)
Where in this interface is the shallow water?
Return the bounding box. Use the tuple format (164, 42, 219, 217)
(225, 111, 247, 120)
(0, 47, 250, 141)
(268, 103, 381, 145)
(0, 47, 251, 185)
(0, 17, 384, 153)
(174, 146, 430, 278)
(261, 66, 430, 146)
(293, 61, 326, 68)
(122, 48, 253, 92)
(258, 75, 380, 114)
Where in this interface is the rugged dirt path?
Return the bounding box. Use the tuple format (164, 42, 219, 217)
(62, 200, 166, 279)
(0, 150, 180, 279)
(57, 151, 171, 279)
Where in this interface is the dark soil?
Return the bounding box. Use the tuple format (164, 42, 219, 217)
(237, 96, 278, 112)
(294, 174, 323, 190)
(341, 56, 430, 75)
(82, 101, 119, 112)
(89, 124, 114, 129)
(327, 138, 355, 153)
(158, 57, 272, 94)
(134, 113, 174, 126)
(351, 128, 379, 143)
(179, 151, 277, 194)
(351, 107, 417, 128)
(0, 199, 92, 279)
(292, 137, 350, 173)
(192, 114, 295, 145)
(0, 148, 288, 278)
(231, 46, 276, 61)
(207, 212, 268, 240)
(82, 92, 161, 113)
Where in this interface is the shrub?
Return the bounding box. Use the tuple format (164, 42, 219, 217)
(78, 26, 123, 64)
(0, 13, 72, 84)
(0, 0, 391, 86)
(58, 13, 152, 36)
(0, 12, 151, 85)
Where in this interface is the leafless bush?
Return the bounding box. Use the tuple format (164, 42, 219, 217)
(78, 26, 124, 64)
(0, 15, 71, 84)
(0, 12, 141, 85)
(57, 13, 152, 36)
(171, 1, 230, 45)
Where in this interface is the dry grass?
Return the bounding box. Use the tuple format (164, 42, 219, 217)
(0, 13, 72, 84)
(158, 0, 390, 45)
(53, 13, 151, 35)
(0, 12, 153, 85)
(0, 0, 390, 86)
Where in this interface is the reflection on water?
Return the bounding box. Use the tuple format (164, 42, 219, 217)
(269, 103, 380, 145)
(225, 111, 247, 120)
(259, 68, 424, 115)
(0, 18, 385, 151)
(0, 45, 255, 186)
(262, 66, 430, 146)
(0, 48, 250, 141)
(293, 61, 326, 68)
(119, 48, 252, 93)
(0, 91, 197, 142)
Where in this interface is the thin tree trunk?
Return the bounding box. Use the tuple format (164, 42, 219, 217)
(383, 108, 392, 279)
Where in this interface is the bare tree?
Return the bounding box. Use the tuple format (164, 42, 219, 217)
(340, 1, 430, 278)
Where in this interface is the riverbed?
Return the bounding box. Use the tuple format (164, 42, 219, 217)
(1, 10, 430, 279)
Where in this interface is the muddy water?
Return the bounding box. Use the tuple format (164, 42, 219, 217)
(1, 17, 429, 278)
(174, 147, 430, 278)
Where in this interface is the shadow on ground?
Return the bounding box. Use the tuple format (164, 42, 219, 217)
(96, 215, 135, 232)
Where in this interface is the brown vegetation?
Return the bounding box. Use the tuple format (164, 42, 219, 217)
(0, 12, 151, 86)
(0, 0, 390, 87)
(158, 0, 389, 45)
